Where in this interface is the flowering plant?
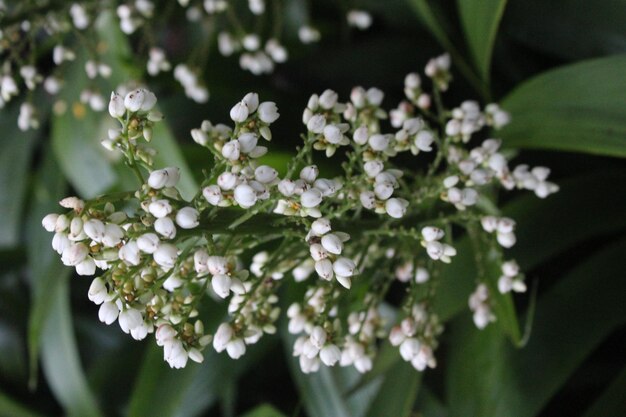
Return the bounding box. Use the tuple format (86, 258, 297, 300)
(42, 54, 557, 372)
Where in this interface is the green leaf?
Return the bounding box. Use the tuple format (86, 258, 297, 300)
(506, 0, 626, 61)
(364, 361, 422, 417)
(0, 389, 44, 417)
(0, 108, 38, 247)
(581, 365, 626, 417)
(445, 238, 626, 417)
(40, 273, 103, 417)
(50, 59, 118, 198)
(500, 55, 626, 157)
(26, 148, 67, 386)
(457, 0, 507, 82)
(240, 404, 287, 417)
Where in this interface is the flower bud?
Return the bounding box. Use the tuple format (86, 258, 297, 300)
(148, 199, 173, 218)
(155, 217, 177, 239)
(137, 233, 160, 253)
(315, 259, 334, 280)
(119, 241, 141, 266)
(385, 198, 408, 218)
(108, 92, 125, 118)
(124, 89, 145, 112)
(333, 257, 356, 277)
(212, 274, 232, 298)
(98, 302, 119, 325)
(234, 184, 257, 208)
(230, 102, 249, 122)
(421, 226, 444, 242)
(299, 165, 319, 183)
(153, 243, 178, 269)
(213, 323, 234, 352)
(175, 207, 199, 229)
(301, 189, 322, 208)
(258, 101, 279, 123)
(311, 218, 331, 236)
(222, 140, 241, 160)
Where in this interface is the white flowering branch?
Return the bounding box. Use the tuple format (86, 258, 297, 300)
(42, 54, 558, 373)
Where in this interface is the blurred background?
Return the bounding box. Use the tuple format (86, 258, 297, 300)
(1, 0, 625, 416)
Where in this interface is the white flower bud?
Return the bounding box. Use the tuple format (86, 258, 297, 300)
(358, 191, 376, 210)
(422, 227, 444, 242)
(119, 308, 143, 334)
(502, 260, 519, 277)
(222, 140, 241, 160)
(234, 184, 257, 208)
(76, 257, 96, 275)
(124, 89, 145, 112)
(400, 338, 420, 361)
(306, 114, 326, 134)
(226, 339, 246, 359)
(426, 241, 443, 260)
(309, 244, 328, 261)
(258, 101, 279, 123)
(254, 165, 278, 183)
(363, 160, 384, 178)
(175, 207, 199, 229)
(353, 126, 369, 145)
(321, 233, 343, 255)
(237, 133, 258, 153)
(301, 189, 323, 208)
(118, 241, 141, 266)
(137, 233, 160, 254)
(311, 218, 331, 236)
(368, 134, 390, 151)
(300, 165, 319, 183)
(59, 197, 85, 211)
(310, 326, 327, 349)
(323, 124, 342, 144)
(154, 217, 177, 239)
(385, 198, 408, 218)
(108, 92, 125, 118)
(333, 257, 356, 277)
(208, 256, 228, 275)
(217, 172, 239, 190)
(62, 243, 89, 266)
(374, 182, 394, 200)
(320, 344, 341, 366)
(88, 277, 107, 304)
(148, 167, 180, 189)
(319, 89, 338, 109)
(230, 102, 249, 122)
(315, 259, 334, 280)
(212, 274, 232, 298)
(481, 216, 498, 233)
(52, 233, 71, 255)
(148, 199, 173, 218)
(203, 185, 223, 205)
(415, 267, 429, 283)
(42, 213, 59, 232)
(366, 87, 384, 106)
(497, 232, 516, 248)
(213, 323, 234, 352)
(415, 130, 434, 152)
(153, 243, 178, 269)
(98, 302, 119, 325)
(242, 92, 259, 112)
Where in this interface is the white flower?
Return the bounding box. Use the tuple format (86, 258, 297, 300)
(311, 218, 331, 236)
(61, 243, 89, 266)
(301, 189, 323, 208)
(153, 243, 179, 269)
(148, 200, 173, 218)
(119, 241, 141, 266)
(108, 92, 125, 118)
(42, 214, 59, 232)
(118, 308, 143, 334)
(222, 140, 241, 160)
(385, 198, 408, 218)
(257, 101, 279, 124)
(176, 207, 199, 229)
(226, 339, 246, 359)
(310, 326, 327, 349)
(320, 344, 341, 366)
(88, 277, 108, 304)
(321, 234, 343, 254)
(300, 165, 319, 183)
(306, 114, 326, 133)
(98, 302, 119, 325)
(254, 165, 278, 183)
(76, 257, 96, 275)
(421, 227, 444, 242)
(213, 323, 233, 352)
(298, 25, 321, 44)
(211, 274, 231, 298)
(230, 102, 249, 122)
(333, 257, 356, 278)
(154, 217, 177, 239)
(164, 339, 189, 369)
(203, 185, 223, 206)
(148, 167, 180, 189)
(347, 10, 372, 29)
(137, 233, 160, 254)
(315, 259, 334, 280)
(369, 134, 390, 152)
(234, 184, 257, 208)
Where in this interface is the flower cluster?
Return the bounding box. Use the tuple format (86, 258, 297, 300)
(1, 1, 373, 129)
(42, 55, 557, 374)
